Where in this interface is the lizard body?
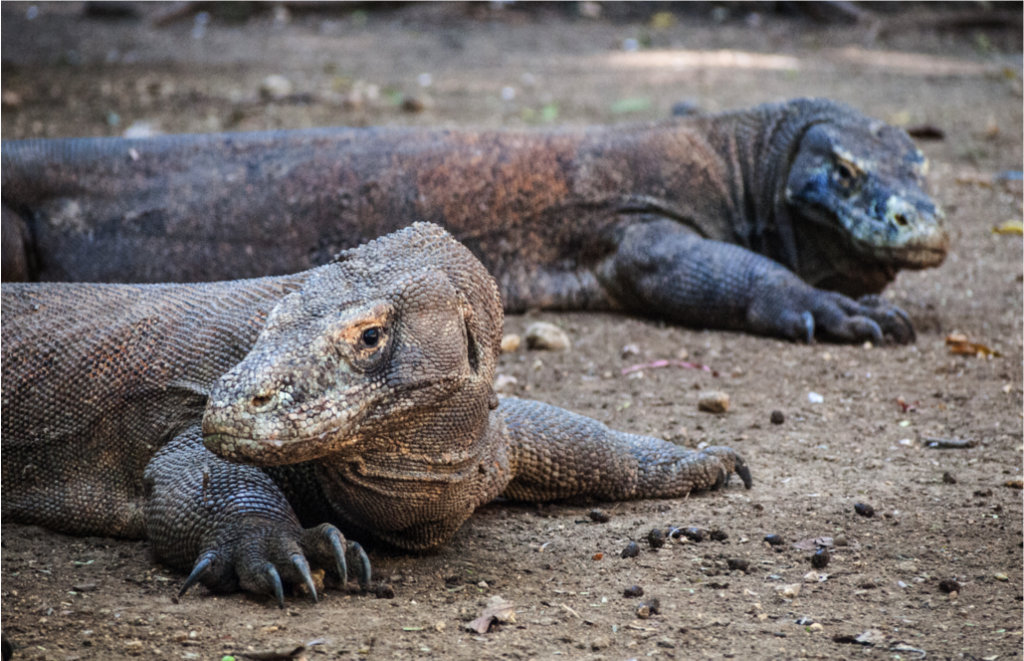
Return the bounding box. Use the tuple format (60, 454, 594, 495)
(2, 98, 947, 343)
(2, 223, 750, 605)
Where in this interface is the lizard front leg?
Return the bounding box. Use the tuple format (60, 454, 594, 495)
(499, 399, 751, 502)
(143, 425, 370, 607)
(598, 219, 915, 344)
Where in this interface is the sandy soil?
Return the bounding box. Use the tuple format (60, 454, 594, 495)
(1, 3, 1022, 660)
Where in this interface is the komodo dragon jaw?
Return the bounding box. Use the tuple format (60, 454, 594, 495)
(783, 118, 949, 275)
(202, 244, 500, 467)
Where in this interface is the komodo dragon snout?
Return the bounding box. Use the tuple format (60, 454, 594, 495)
(203, 265, 498, 467)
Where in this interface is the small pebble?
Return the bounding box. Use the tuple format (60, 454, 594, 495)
(698, 391, 730, 413)
(525, 322, 571, 351)
(647, 528, 666, 549)
(938, 579, 962, 594)
(260, 74, 293, 100)
(854, 503, 875, 518)
(590, 636, 610, 651)
(973, 489, 993, 498)
(709, 529, 728, 542)
(401, 95, 428, 112)
(727, 558, 749, 572)
(942, 471, 957, 484)
(811, 548, 830, 569)
(770, 410, 785, 425)
(588, 509, 611, 523)
(833, 534, 848, 547)
(2, 90, 23, 108)
(764, 534, 784, 546)
(500, 334, 521, 353)
(623, 585, 644, 598)
(995, 572, 1009, 581)
(776, 584, 801, 599)
(808, 622, 824, 632)
(621, 541, 640, 559)
(621, 343, 641, 357)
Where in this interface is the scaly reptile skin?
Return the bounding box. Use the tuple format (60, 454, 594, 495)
(2, 223, 751, 607)
(1, 98, 947, 343)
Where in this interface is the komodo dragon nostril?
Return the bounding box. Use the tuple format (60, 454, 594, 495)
(250, 393, 275, 410)
(893, 213, 909, 227)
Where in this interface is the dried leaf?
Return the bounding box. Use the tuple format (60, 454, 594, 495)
(792, 536, 833, 551)
(465, 596, 515, 634)
(946, 334, 1002, 358)
(895, 397, 917, 413)
(992, 220, 1023, 235)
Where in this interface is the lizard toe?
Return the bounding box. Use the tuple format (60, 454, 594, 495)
(291, 553, 318, 603)
(855, 295, 915, 344)
(299, 524, 372, 590)
(240, 563, 286, 609)
(179, 552, 235, 598)
(347, 541, 372, 590)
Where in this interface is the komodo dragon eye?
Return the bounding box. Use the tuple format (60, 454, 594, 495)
(360, 327, 382, 348)
(831, 157, 864, 193)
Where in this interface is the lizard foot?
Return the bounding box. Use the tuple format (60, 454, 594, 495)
(696, 446, 753, 491)
(179, 523, 370, 608)
(758, 288, 915, 344)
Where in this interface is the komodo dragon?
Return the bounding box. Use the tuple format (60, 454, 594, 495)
(1, 98, 947, 343)
(2, 223, 751, 608)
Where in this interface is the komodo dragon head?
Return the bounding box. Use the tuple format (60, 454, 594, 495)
(775, 99, 949, 296)
(203, 223, 507, 549)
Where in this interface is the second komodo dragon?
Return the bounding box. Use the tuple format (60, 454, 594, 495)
(2, 98, 948, 343)
(2, 223, 751, 607)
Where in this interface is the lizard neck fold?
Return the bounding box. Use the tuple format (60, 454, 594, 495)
(314, 413, 511, 550)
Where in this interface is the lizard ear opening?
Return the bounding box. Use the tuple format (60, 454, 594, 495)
(459, 292, 481, 374)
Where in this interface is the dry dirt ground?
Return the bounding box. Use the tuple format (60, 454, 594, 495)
(1, 3, 1022, 660)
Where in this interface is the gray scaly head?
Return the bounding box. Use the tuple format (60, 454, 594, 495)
(780, 99, 949, 295)
(203, 222, 507, 549)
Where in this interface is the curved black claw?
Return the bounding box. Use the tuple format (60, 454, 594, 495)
(179, 553, 216, 598)
(700, 446, 753, 491)
(733, 453, 753, 489)
(329, 529, 348, 588)
(265, 564, 285, 609)
(299, 523, 371, 590)
(291, 554, 318, 603)
(347, 541, 372, 589)
(800, 311, 815, 344)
